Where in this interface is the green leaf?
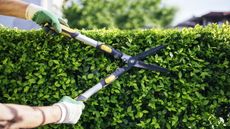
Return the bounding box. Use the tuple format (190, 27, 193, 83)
(172, 116, 178, 126)
(88, 73, 94, 79)
(23, 86, 30, 93)
(28, 78, 36, 84)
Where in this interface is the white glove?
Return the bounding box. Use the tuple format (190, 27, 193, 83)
(54, 96, 85, 124)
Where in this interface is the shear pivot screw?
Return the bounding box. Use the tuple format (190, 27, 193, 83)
(129, 59, 135, 64)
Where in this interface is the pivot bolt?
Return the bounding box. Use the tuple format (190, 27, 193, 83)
(129, 59, 135, 64)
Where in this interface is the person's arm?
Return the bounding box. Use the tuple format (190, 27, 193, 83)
(0, 96, 84, 129)
(0, 103, 61, 128)
(0, 0, 66, 33)
(0, 0, 28, 19)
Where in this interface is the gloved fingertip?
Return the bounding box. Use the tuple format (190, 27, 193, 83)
(52, 22, 62, 33)
(82, 103, 85, 110)
(58, 18, 69, 27)
(77, 101, 85, 110)
(57, 27, 62, 33)
(55, 27, 62, 33)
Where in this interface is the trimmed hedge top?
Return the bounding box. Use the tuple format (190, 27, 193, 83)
(0, 24, 229, 129)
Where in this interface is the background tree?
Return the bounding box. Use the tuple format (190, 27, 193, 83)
(63, 0, 176, 29)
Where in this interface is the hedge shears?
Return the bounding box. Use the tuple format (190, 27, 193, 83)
(44, 24, 168, 101)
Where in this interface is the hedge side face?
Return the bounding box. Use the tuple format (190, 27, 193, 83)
(0, 24, 229, 129)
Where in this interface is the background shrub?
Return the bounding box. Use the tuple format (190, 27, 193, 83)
(63, 0, 176, 29)
(0, 24, 229, 128)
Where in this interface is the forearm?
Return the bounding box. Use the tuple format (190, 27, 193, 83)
(0, 0, 28, 19)
(0, 96, 84, 129)
(0, 103, 14, 121)
(0, 103, 61, 128)
(35, 105, 62, 125)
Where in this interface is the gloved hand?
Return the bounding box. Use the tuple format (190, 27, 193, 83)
(25, 4, 68, 33)
(54, 96, 85, 124)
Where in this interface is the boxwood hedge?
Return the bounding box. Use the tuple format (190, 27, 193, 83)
(0, 24, 229, 129)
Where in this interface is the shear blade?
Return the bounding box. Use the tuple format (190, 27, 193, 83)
(134, 61, 168, 72)
(134, 45, 165, 60)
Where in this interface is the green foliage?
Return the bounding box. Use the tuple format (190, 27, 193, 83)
(0, 24, 230, 128)
(63, 0, 176, 29)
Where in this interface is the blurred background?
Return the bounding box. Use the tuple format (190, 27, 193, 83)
(0, 0, 229, 30)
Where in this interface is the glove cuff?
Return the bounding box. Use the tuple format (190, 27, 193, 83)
(25, 4, 43, 20)
(54, 103, 67, 124)
(54, 101, 84, 124)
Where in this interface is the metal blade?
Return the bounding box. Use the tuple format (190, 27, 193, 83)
(134, 61, 168, 72)
(134, 45, 165, 60)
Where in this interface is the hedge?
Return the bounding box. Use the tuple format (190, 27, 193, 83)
(0, 24, 229, 129)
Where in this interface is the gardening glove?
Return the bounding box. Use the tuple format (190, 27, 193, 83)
(25, 4, 68, 33)
(54, 96, 85, 124)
